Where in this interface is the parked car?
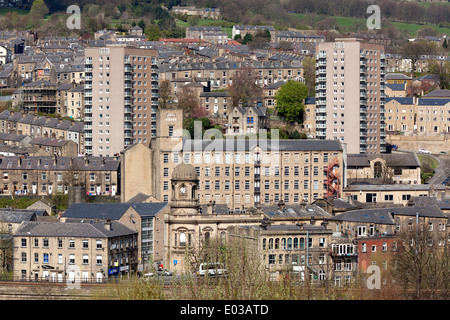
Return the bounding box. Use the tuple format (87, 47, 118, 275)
(418, 149, 432, 154)
(439, 151, 447, 155)
(157, 269, 173, 276)
(197, 262, 227, 277)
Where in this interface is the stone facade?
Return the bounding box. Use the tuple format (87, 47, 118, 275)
(13, 220, 138, 282)
(0, 155, 119, 196)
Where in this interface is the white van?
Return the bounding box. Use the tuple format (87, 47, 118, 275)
(197, 263, 227, 277)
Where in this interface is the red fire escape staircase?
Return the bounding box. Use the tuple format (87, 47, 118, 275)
(325, 157, 341, 198)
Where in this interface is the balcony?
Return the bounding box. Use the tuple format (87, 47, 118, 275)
(317, 52, 327, 59)
(316, 92, 326, 98)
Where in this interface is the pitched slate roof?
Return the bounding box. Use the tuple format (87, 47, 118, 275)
(0, 209, 39, 223)
(423, 89, 450, 98)
(347, 153, 420, 168)
(385, 97, 414, 105)
(14, 221, 137, 238)
(329, 206, 445, 224)
(181, 138, 342, 152)
(385, 73, 412, 80)
(386, 83, 405, 91)
(0, 156, 119, 171)
(260, 204, 332, 219)
(417, 98, 450, 106)
(62, 202, 168, 220)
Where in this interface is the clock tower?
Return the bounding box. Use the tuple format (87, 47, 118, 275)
(170, 162, 199, 215)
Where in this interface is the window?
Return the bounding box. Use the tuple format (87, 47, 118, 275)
(319, 238, 326, 248)
(69, 254, 75, 264)
(43, 253, 49, 264)
(357, 226, 367, 237)
(83, 240, 89, 249)
(83, 255, 89, 264)
(269, 254, 276, 265)
(21, 238, 27, 247)
(69, 240, 75, 248)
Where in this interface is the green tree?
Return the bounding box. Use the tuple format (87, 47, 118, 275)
(275, 80, 308, 123)
(144, 24, 161, 41)
(302, 56, 316, 96)
(242, 33, 253, 45)
(30, 0, 49, 19)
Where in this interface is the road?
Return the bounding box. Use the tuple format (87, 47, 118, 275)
(424, 154, 450, 186)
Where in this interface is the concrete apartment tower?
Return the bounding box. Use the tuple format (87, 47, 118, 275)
(315, 38, 386, 154)
(84, 44, 159, 157)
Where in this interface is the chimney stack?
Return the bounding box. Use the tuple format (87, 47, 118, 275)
(104, 219, 112, 231)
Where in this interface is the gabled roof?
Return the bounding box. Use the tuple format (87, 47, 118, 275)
(385, 97, 414, 105)
(0, 209, 39, 223)
(385, 73, 412, 80)
(329, 206, 446, 224)
(423, 89, 450, 98)
(62, 202, 168, 220)
(181, 139, 342, 152)
(347, 153, 420, 168)
(14, 221, 137, 238)
(417, 98, 450, 106)
(386, 83, 405, 91)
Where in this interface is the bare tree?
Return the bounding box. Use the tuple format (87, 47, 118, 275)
(392, 224, 449, 299)
(158, 80, 173, 109)
(176, 87, 199, 118)
(228, 67, 262, 108)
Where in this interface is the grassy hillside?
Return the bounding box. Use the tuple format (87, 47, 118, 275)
(0, 7, 29, 16)
(175, 18, 233, 38)
(290, 12, 450, 37)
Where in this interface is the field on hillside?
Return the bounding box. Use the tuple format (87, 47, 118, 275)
(175, 18, 233, 38)
(290, 12, 450, 37)
(0, 7, 29, 16)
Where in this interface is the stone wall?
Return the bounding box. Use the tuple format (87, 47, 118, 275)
(387, 134, 450, 154)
